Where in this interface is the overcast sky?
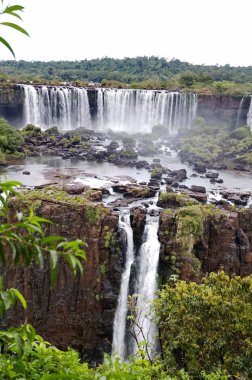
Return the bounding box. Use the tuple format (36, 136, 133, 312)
(0, 0, 251, 66)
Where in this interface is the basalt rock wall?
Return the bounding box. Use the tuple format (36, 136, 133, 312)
(0, 85, 24, 126)
(159, 207, 252, 282)
(4, 197, 122, 364)
(197, 94, 251, 129)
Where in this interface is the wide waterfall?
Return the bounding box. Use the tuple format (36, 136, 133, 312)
(20, 84, 91, 130)
(97, 88, 198, 134)
(112, 210, 160, 360)
(20, 84, 198, 134)
(112, 212, 135, 360)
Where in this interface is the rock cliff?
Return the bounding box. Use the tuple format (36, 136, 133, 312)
(158, 205, 252, 282)
(4, 188, 122, 364)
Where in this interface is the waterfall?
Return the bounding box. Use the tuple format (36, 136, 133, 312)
(20, 84, 91, 130)
(236, 97, 245, 128)
(97, 88, 198, 134)
(132, 215, 160, 357)
(247, 96, 252, 132)
(112, 211, 135, 360)
(20, 84, 197, 134)
(112, 210, 160, 360)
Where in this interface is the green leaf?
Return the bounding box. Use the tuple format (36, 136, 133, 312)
(0, 36, 15, 57)
(11, 288, 27, 309)
(3, 5, 24, 12)
(0, 22, 29, 36)
(41, 236, 65, 244)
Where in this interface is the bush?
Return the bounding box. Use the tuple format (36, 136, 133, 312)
(0, 118, 24, 152)
(155, 272, 252, 378)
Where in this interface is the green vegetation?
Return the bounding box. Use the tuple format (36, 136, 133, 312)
(0, 118, 24, 163)
(1, 57, 252, 94)
(179, 118, 252, 166)
(150, 167, 163, 179)
(156, 271, 252, 379)
(158, 192, 197, 207)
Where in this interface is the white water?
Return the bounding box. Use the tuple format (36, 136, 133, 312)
(236, 96, 245, 128)
(247, 95, 252, 132)
(112, 212, 135, 360)
(132, 215, 160, 357)
(97, 88, 198, 134)
(20, 84, 197, 134)
(20, 84, 91, 130)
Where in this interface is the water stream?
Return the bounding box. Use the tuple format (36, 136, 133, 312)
(112, 211, 135, 359)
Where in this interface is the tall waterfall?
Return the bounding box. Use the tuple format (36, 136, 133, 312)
(236, 96, 245, 128)
(112, 212, 135, 360)
(20, 84, 91, 130)
(247, 96, 252, 132)
(97, 88, 198, 134)
(112, 210, 160, 360)
(132, 215, 160, 357)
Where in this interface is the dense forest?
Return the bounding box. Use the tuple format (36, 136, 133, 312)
(1, 57, 252, 94)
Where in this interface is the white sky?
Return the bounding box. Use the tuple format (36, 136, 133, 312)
(0, 0, 251, 66)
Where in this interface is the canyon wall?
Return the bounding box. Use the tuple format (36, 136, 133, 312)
(4, 193, 122, 364)
(159, 207, 252, 283)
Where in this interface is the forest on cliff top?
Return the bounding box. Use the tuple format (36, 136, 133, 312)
(1, 57, 252, 95)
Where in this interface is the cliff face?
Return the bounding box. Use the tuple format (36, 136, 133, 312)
(0, 86, 24, 126)
(4, 196, 122, 364)
(197, 95, 250, 128)
(159, 207, 252, 282)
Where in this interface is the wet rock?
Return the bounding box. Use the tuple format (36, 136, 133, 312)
(63, 183, 86, 195)
(191, 185, 206, 194)
(169, 168, 187, 182)
(206, 172, 219, 179)
(192, 163, 207, 174)
(210, 178, 224, 184)
(233, 164, 249, 172)
(130, 207, 147, 251)
(22, 170, 30, 175)
(148, 208, 160, 217)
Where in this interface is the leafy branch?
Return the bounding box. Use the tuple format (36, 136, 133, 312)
(0, 180, 86, 318)
(0, 1, 29, 57)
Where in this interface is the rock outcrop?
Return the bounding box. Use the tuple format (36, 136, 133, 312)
(159, 205, 252, 282)
(4, 188, 122, 364)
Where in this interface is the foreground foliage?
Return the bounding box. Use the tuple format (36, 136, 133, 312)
(156, 271, 252, 379)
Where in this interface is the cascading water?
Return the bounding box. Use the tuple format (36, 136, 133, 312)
(20, 84, 91, 130)
(20, 84, 197, 134)
(247, 96, 252, 132)
(132, 215, 160, 357)
(97, 88, 198, 134)
(236, 96, 245, 128)
(112, 211, 135, 360)
(112, 209, 160, 360)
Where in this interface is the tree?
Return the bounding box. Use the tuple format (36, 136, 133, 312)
(0, 1, 29, 58)
(155, 272, 252, 378)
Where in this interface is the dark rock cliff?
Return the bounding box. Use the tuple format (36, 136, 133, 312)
(0, 85, 24, 126)
(4, 195, 122, 364)
(158, 207, 252, 283)
(197, 95, 250, 128)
